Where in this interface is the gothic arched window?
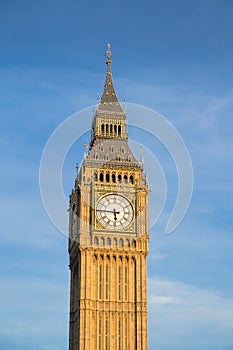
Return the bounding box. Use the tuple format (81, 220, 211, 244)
(132, 239, 136, 247)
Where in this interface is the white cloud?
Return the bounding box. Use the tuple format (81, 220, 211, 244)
(148, 278, 233, 349)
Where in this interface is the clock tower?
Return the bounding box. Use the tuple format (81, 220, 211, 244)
(68, 45, 149, 350)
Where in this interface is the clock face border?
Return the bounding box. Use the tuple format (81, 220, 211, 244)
(95, 193, 135, 232)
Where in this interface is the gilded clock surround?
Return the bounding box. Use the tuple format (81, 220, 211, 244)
(68, 45, 149, 350)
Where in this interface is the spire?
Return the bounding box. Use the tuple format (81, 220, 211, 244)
(97, 44, 124, 115)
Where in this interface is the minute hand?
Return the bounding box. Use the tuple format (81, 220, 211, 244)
(96, 209, 120, 214)
(96, 208, 120, 221)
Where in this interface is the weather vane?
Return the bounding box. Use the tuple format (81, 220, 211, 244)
(105, 43, 112, 62)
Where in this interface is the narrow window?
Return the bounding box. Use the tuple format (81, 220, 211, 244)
(118, 174, 122, 183)
(101, 124, 104, 134)
(118, 319, 121, 350)
(106, 173, 110, 182)
(105, 318, 109, 350)
(124, 175, 128, 183)
(99, 316, 102, 350)
(112, 174, 116, 183)
(94, 237, 99, 245)
(118, 125, 121, 135)
(114, 125, 117, 135)
(106, 124, 109, 134)
(110, 124, 113, 135)
(119, 238, 124, 246)
(100, 172, 104, 182)
(99, 264, 102, 299)
(105, 265, 109, 299)
(124, 315, 128, 349)
(118, 266, 121, 300)
(107, 237, 111, 246)
(124, 266, 128, 301)
(129, 175, 134, 184)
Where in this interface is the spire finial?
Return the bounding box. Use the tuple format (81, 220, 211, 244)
(105, 43, 112, 64)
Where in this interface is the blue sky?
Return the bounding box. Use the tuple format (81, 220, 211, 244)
(0, 0, 233, 349)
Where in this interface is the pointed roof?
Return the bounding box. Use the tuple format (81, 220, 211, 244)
(96, 44, 125, 116)
(83, 44, 142, 170)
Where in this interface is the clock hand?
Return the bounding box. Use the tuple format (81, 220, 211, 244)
(96, 209, 120, 215)
(113, 208, 117, 221)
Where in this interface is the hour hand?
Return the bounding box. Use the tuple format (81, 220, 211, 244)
(113, 208, 118, 221)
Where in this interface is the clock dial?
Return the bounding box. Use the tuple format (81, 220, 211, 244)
(96, 194, 134, 230)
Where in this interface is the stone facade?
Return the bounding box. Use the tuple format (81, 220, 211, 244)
(68, 45, 149, 350)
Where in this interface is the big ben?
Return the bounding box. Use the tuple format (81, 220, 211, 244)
(68, 45, 149, 350)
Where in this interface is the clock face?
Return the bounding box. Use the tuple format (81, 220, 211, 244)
(96, 194, 134, 230)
